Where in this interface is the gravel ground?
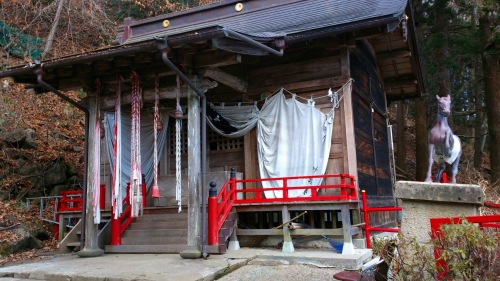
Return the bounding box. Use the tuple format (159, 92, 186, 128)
(216, 260, 342, 281)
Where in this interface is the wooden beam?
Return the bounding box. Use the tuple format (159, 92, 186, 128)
(100, 78, 218, 110)
(384, 75, 417, 88)
(377, 49, 411, 62)
(194, 51, 242, 69)
(201, 67, 248, 93)
(236, 227, 361, 236)
(251, 75, 350, 96)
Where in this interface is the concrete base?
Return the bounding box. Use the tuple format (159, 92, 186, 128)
(228, 240, 240, 251)
(281, 241, 295, 254)
(77, 246, 104, 258)
(395, 181, 483, 243)
(180, 246, 202, 259)
(341, 242, 355, 255)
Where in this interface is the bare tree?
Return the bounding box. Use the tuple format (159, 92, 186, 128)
(41, 0, 65, 59)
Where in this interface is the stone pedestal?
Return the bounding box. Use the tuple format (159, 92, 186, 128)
(394, 181, 483, 243)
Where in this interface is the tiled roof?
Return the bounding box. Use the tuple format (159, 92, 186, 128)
(120, 0, 408, 44)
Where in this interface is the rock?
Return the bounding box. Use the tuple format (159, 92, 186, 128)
(73, 146, 83, 152)
(1, 219, 46, 254)
(8, 236, 43, 253)
(0, 128, 38, 149)
(43, 160, 68, 187)
(50, 184, 72, 196)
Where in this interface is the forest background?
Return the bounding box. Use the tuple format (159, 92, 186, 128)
(0, 0, 498, 264)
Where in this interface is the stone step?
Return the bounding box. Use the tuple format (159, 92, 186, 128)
(127, 220, 188, 230)
(143, 207, 188, 215)
(123, 228, 187, 238)
(121, 236, 186, 245)
(135, 213, 187, 222)
(105, 244, 186, 254)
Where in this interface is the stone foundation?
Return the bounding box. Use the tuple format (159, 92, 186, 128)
(394, 181, 483, 243)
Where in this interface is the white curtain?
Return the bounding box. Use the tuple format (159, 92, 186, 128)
(257, 90, 333, 198)
(104, 112, 169, 202)
(207, 103, 259, 138)
(207, 88, 336, 198)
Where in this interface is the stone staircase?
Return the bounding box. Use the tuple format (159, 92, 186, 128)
(105, 208, 188, 253)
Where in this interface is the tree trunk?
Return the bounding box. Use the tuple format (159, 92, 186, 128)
(415, 98, 428, 181)
(480, 13, 500, 184)
(434, 0, 451, 99)
(42, 0, 64, 59)
(396, 100, 407, 176)
(473, 71, 485, 169)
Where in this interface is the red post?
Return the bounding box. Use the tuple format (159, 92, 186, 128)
(230, 168, 236, 201)
(110, 207, 121, 245)
(100, 184, 106, 209)
(283, 179, 288, 199)
(142, 183, 147, 208)
(340, 175, 347, 200)
(53, 198, 60, 240)
(362, 190, 371, 248)
(208, 182, 218, 245)
(441, 172, 449, 183)
(350, 176, 358, 199)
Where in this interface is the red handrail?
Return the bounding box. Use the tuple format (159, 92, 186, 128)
(110, 183, 146, 245)
(208, 174, 357, 245)
(59, 190, 84, 212)
(361, 190, 402, 249)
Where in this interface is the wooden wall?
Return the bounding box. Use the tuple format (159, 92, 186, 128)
(244, 43, 351, 188)
(350, 41, 394, 205)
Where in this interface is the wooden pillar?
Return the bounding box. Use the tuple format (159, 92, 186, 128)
(340, 47, 358, 183)
(180, 78, 202, 259)
(77, 95, 104, 258)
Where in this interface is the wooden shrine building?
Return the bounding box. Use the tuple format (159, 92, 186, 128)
(0, 0, 424, 258)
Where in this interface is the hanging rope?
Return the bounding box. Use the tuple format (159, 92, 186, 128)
(111, 75, 122, 219)
(130, 72, 143, 217)
(151, 73, 161, 198)
(175, 75, 182, 213)
(92, 79, 101, 224)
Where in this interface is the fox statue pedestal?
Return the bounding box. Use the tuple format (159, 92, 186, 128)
(395, 181, 483, 244)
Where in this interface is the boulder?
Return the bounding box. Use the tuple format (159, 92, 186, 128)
(0, 128, 38, 149)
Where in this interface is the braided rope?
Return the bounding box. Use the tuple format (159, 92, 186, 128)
(175, 76, 182, 213)
(93, 79, 101, 224)
(151, 73, 160, 198)
(130, 72, 142, 217)
(111, 75, 122, 218)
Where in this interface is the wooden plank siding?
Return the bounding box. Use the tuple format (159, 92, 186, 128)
(350, 42, 394, 205)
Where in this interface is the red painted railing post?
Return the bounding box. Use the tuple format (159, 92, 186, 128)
(283, 179, 288, 199)
(230, 168, 236, 201)
(350, 176, 358, 199)
(53, 198, 60, 240)
(340, 175, 347, 200)
(142, 183, 147, 208)
(208, 182, 218, 245)
(362, 190, 371, 248)
(110, 206, 121, 245)
(100, 184, 106, 209)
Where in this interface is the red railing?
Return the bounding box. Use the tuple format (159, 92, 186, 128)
(58, 190, 84, 212)
(360, 190, 402, 248)
(110, 183, 146, 245)
(208, 173, 357, 245)
(54, 185, 106, 240)
(430, 214, 500, 280)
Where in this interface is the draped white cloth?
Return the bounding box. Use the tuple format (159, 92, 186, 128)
(207, 88, 337, 198)
(104, 112, 169, 211)
(207, 103, 260, 138)
(257, 91, 334, 198)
